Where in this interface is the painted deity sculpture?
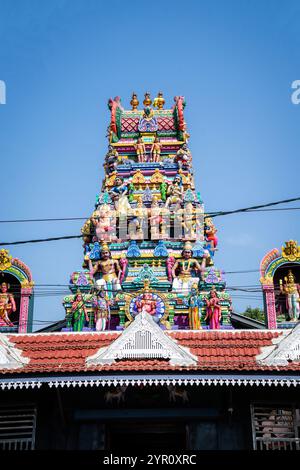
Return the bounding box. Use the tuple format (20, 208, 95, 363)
(93, 288, 111, 331)
(129, 197, 147, 239)
(149, 196, 166, 239)
(150, 137, 162, 163)
(70, 292, 89, 332)
(0, 282, 16, 327)
(204, 217, 218, 254)
(279, 270, 300, 321)
(90, 205, 116, 242)
(89, 245, 121, 299)
(109, 176, 130, 214)
(134, 292, 158, 316)
(204, 288, 222, 329)
(174, 143, 192, 170)
(104, 145, 119, 174)
(165, 175, 184, 210)
(188, 286, 203, 330)
(171, 243, 204, 293)
(134, 138, 146, 163)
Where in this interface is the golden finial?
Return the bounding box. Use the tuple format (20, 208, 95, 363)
(130, 92, 139, 110)
(143, 92, 152, 107)
(153, 91, 165, 110)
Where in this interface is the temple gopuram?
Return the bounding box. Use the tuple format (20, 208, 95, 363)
(62, 92, 232, 332)
(0, 94, 300, 452)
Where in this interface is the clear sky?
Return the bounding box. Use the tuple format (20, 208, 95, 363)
(0, 0, 300, 330)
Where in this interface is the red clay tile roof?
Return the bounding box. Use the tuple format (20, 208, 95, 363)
(1, 329, 299, 375)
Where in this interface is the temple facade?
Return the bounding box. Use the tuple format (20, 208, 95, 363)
(0, 95, 300, 452)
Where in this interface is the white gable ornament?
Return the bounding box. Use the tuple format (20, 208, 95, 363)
(0, 335, 29, 369)
(86, 312, 198, 367)
(257, 323, 300, 366)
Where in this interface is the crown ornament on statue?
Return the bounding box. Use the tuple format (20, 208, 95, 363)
(183, 241, 193, 251)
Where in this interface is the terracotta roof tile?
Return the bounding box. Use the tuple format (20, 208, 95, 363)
(0, 329, 298, 375)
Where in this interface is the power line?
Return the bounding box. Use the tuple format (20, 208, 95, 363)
(0, 235, 82, 246)
(0, 196, 300, 225)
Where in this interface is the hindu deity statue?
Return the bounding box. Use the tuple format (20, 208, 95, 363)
(109, 176, 130, 214)
(93, 288, 111, 331)
(150, 137, 162, 163)
(134, 137, 146, 163)
(171, 242, 204, 292)
(134, 292, 158, 316)
(89, 244, 121, 298)
(70, 292, 89, 332)
(279, 270, 300, 321)
(104, 145, 119, 174)
(149, 196, 167, 239)
(174, 143, 192, 170)
(128, 196, 147, 240)
(165, 175, 184, 210)
(0, 282, 16, 327)
(90, 205, 116, 242)
(204, 217, 218, 253)
(187, 285, 203, 330)
(204, 287, 222, 329)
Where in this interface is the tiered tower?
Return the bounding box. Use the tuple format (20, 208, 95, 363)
(63, 93, 232, 331)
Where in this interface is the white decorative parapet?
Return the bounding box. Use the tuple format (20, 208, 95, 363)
(257, 323, 300, 366)
(0, 335, 29, 369)
(86, 312, 198, 367)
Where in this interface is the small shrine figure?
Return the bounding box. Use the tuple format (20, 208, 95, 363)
(93, 288, 111, 331)
(134, 137, 146, 163)
(119, 253, 128, 283)
(0, 282, 16, 326)
(129, 197, 146, 239)
(89, 244, 121, 299)
(204, 287, 222, 330)
(204, 217, 218, 253)
(149, 196, 164, 239)
(174, 144, 192, 170)
(109, 176, 130, 214)
(188, 285, 203, 330)
(182, 202, 197, 239)
(150, 137, 162, 163)
(165, 175, 184, 210)
(166, 256, 176, 283)
(104, 145, 119, 174)
(90, 205, 116, 242)
(134, 292, 158, 316)
(70, 292, 89, 332)
(171, 242, 204, 292)
(279, 270, 300, 321)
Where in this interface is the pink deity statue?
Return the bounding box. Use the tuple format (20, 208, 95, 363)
(166, 256, 176, 283)
(204, 288, 222, 329)
(135, 292, 157, 316)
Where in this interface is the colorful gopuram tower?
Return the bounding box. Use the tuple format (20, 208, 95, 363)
(63, 93, 232, 331)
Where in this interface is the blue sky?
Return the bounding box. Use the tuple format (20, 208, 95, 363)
(0, 0, 300, 330)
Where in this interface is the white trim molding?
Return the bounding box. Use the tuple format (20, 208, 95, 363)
(257, 323, 300, 366)
(86, 312, 198, 367)
(0, 336, 29, 370)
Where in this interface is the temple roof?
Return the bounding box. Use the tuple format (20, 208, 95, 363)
(1, 328, 300, 376)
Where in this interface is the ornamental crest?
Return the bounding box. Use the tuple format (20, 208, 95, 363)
(0, 249, 12, 271)
(282, 240, 300, 262)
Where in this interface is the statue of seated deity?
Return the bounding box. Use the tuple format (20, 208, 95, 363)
(165, 175, 184, 210)
(90, 204, 117, 242)
(171, 242, 204, 293)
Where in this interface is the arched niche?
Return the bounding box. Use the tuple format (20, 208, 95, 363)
(260, 240, 300, 329)
(0, 249, 34, 333)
